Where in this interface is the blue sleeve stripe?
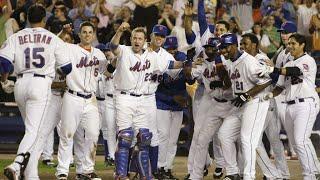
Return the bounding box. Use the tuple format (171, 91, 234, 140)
(60, 63, 72, 75)
(168, 61, 174, 69)
(186, 31, 196, 45)
(198, 0, 208, 36)
(0, 56, 13, 74)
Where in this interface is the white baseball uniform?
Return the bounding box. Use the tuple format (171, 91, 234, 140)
(57, 44, 106, 175)
(229, 51, 271, 180)
(254, 53, 287, 179)
(100, 73, 117, 159)
(276, 53, 320, 179)
(187, 81, 213, 175)
(113, 45, 169, 133)
(40, 74, 66, 162)
(190, 58, 236, 179)
(0, 27, 70, 179)
(148, 47, 175, 149)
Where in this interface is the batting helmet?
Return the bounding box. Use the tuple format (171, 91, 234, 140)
(203, 37, 220, 49)
(219, 33, 238, 49)
(163, 36, 178, 49)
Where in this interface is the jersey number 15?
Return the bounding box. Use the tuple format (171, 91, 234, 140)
(24, 47, 45, 68)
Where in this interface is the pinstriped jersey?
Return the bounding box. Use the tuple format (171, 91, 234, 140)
(0, 27, 70, 78)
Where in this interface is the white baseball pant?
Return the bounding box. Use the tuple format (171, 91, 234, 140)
(57, 92, 100, 175)
(157, 109, 183, 169)
(256, 99, 290, 179)
(218, 113, 241, 175)
(100, 95, 117, 159)
(13, 74, 52, 179)
(241, 97, 270, 180)
(284, 98, 320, 180)
(147, 95, 159, 147)
(187, 92, 212, 174)
(41, 131, 54, 161)
(191, 98, 233, 179)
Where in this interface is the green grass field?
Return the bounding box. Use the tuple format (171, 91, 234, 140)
(0, 155, 304, 179)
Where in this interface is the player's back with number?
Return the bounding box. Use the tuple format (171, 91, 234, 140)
(0, 7, 68, 77)
(2, 28, 67, 77)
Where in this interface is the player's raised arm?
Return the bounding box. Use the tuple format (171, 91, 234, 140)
(110, 22, 130, 56)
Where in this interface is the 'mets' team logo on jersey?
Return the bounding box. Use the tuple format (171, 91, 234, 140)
(76, 56, 99, 68)
(230, 69, 241, 80)
(130, 59, 151, 72)
(203, 67, 216, 79)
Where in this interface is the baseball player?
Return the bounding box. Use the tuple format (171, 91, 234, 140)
(56, 21, 106, 179)
(184, 2, 230, 178)
(239, 33, 288, 179)
(108, 22, 186, 179)
(0, 4, 72, 180)
(184, 37, 238, 180)
(219, 33, 272, 180)
(41, 30, 75, 169)
(142, 25, 174, 178)
(274, 21, 299, 163)
(156, 36, 188, 180)
(262, 33, 320, 180)
(96, 43, 117, 167)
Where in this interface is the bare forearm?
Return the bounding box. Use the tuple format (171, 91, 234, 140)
(111, 31, 123, 46)
(51, 81, 67, 90)
(247, 81, 272, 97)
(272, 86, 284, 97)
(184, 16, 193, 35)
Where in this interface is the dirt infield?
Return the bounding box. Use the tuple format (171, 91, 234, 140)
(0, 154, 303, 179)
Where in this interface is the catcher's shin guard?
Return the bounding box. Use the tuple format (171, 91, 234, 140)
(136, 128, 153, 180)
(115, 128, 134, 179)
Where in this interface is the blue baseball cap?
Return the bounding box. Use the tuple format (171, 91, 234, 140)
(219, 33, 238, 49)
(163, 36, 178, 49)
(277, 21, 297, 33)
(152, 25, 168, 37)
(203, 37, 220, 49)
(174, 51, 186, 61)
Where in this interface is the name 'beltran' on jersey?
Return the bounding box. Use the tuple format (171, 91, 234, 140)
(18, 34, 52, 45)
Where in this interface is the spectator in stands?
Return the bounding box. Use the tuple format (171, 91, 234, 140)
(262, 15, 281, 58)
(309, 0, 320, 60)
(68, 0, 93, 34)
(89, 16, 100, 47)
(294, 0, 317, 36)
(46, 1, 73, 34)
(0, 0, 15, 46)
(10, 0, 29, 29)
(251, 22, 270, 54)
(115, 5, 133, 26)
(229, 0, 254, 32)
(93, 0, 114, 29)
(158, 2, 177, 34)
(263, 0, 295, 29)
(132, 0, 160, 40)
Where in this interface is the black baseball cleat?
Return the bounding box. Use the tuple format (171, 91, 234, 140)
(76, 172, 101, 180)
(56, 173, 68, 180)
(183, 173, 190, 180)
(105, 157, 115, 167)
(213, 167, 224, 179)
(203, 167, 209, 176)
(165, 169, 179, 180)
(42, 159, 55, 167)
(223, 174, 241, 180)
(4, 152, 30, 180)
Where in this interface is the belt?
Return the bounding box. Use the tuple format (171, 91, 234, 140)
(286, 98, 313, 105)
(214, 97, 228, 103)
(17, 73, 46, 78)
(120, 91, 142, 97)
(96, 97, 105, 101)
(106, 93, 113, 98)
(68, 89, 92, 99)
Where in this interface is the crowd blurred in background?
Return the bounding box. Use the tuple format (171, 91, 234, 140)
(0, 0, 319, 59)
